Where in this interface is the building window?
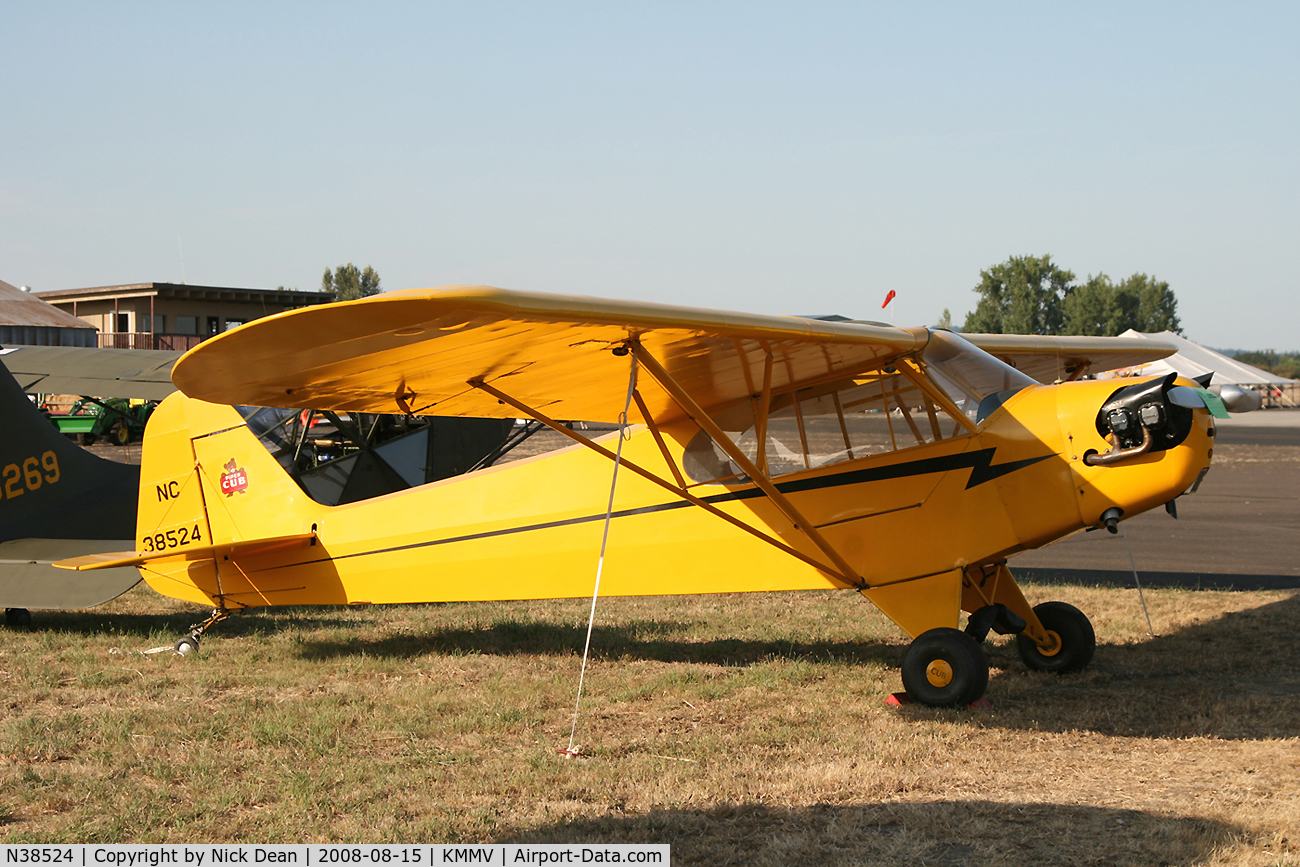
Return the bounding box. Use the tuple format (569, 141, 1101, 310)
(142, 315, 165, 333)
(115, 313, 129, 332)
(176, 316, 198, 335)
(224, 318, 246, 331)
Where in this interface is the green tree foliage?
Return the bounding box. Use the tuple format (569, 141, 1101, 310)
(1234, 351, 1300, 380)
(965, 256, 1182, 336)
(963, 255, 1074, 335)
(321, 264, 381, 302)
(1061, 273, 1182, 336)
(1129, 273, 1182, 334)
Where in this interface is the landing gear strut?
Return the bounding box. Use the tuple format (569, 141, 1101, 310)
(173, 607, 232, 655)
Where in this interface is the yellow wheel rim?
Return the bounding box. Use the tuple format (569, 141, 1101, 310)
(1037, 629, 1063, 657)
(925, 659, 954, 688)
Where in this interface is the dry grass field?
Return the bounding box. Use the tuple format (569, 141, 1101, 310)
(2, 582, 1296, 864)
(2, 431, 1297, 864)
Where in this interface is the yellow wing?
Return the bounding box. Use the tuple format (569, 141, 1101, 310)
(171, 286, 927, 423)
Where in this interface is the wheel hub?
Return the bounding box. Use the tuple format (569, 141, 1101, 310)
(925, 659, 953, 688)
(1036, 629, 1063, 657)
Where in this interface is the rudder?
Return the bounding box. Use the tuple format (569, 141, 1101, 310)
(135, 394, 328, 608)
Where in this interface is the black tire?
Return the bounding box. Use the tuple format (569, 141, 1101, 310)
(79, 433, 97, 446)
(112, 424, 131, 446)
(5, 608, 32, 628)
(1017, 601, 1095, 673)
(174, 636, 200, 656)
(901, 627, 990, 707)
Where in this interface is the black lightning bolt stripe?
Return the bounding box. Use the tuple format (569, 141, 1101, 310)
(274, 447, 1055, 569)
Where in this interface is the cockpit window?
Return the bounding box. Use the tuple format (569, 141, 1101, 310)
(682, 364, 971, 484)
(681, 330, 1037, 485)
(236, 406, 513, 506)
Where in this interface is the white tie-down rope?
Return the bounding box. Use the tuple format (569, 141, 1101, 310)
(563, 351, 638, 756)
(1120, 524, 1156, 637)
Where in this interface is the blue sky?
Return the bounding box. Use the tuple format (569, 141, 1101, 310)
(3, 2, 1296, 349)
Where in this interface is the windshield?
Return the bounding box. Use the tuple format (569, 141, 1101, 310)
(919, 331, 1036, 422)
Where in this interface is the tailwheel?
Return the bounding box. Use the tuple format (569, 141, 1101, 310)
(173, 607, 233, 656)
(901, 627, 990, 708)
(1017, 601, 1095, 673)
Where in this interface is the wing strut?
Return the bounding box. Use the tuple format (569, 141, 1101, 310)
(468, 379, 859, 588)
(630, 344, 866, 589)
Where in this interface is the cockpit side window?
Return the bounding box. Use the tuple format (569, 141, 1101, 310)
(682, 364, 969, 484)
(681, 330, 1038, 486)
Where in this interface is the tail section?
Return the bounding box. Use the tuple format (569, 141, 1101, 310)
(0, 355, 139, 544)
(132, 393, 327, 608)
(1, 355, 144, 608)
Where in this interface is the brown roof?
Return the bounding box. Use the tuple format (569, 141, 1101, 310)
(34, 282, 330, 306)
(0, 279, 97, 330)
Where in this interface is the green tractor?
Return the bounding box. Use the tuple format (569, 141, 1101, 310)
(48, 397, 156, 446)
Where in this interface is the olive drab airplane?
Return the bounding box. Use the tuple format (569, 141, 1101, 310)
(0, 346, 181, 624)
(59, 287, 1231, 706)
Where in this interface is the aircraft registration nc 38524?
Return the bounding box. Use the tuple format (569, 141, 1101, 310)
(59, 287, 1228, 707)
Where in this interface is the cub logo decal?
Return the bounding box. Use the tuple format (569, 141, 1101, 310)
(220, 458, 249, 496)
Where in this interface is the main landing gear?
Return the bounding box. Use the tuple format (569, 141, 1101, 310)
(900, 601, 1097, 708)
(172, 607, 232, 656)
(1015, 602, 1096, 673)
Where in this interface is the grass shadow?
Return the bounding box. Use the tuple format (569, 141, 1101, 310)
(4, 604, 368, 640)
(286, 590, 1300, 741)
(499, 800, 1245, 866)
(972, 591, 1300, 739)
(293, 616, 905, 669)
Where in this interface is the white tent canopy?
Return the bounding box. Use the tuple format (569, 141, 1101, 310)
(1108, 330, 1296, 386)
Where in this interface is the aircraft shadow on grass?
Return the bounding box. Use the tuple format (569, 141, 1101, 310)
(19, 581, 1299, 740)
(286, 582, 1300, 741)
(498, 800, 1244, 867)
(976, 589, 1300, 741)
(5, 605, 355, 640)
(293, 614, 907, 668)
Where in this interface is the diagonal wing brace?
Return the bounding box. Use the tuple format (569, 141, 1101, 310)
(471, 343, 867, 590)
(629, 343, 866, 589)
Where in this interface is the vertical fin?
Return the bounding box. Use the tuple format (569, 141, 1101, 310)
(136, 395, 328, 608)
(0, 357, 139, 544)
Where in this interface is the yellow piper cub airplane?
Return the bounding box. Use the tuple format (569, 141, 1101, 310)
(60, 287, 1226, 707)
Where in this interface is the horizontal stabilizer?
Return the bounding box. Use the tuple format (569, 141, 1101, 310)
(55, 531, 318, 572)
(0, 538, 142, 609)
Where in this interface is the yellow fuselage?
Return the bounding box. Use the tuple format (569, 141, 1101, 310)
(135, 378, 1212, 640)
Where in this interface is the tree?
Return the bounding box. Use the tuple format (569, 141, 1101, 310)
(1061, 273, 1182, 336)
(1234, 350, 1300, 380)
(1128, 273, 1181, 334)
(963, 255, 1074, 335)
(1060, 274, 1116, 336)
(964, 255, 1183, 337)
(321, 264, 381, 302)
